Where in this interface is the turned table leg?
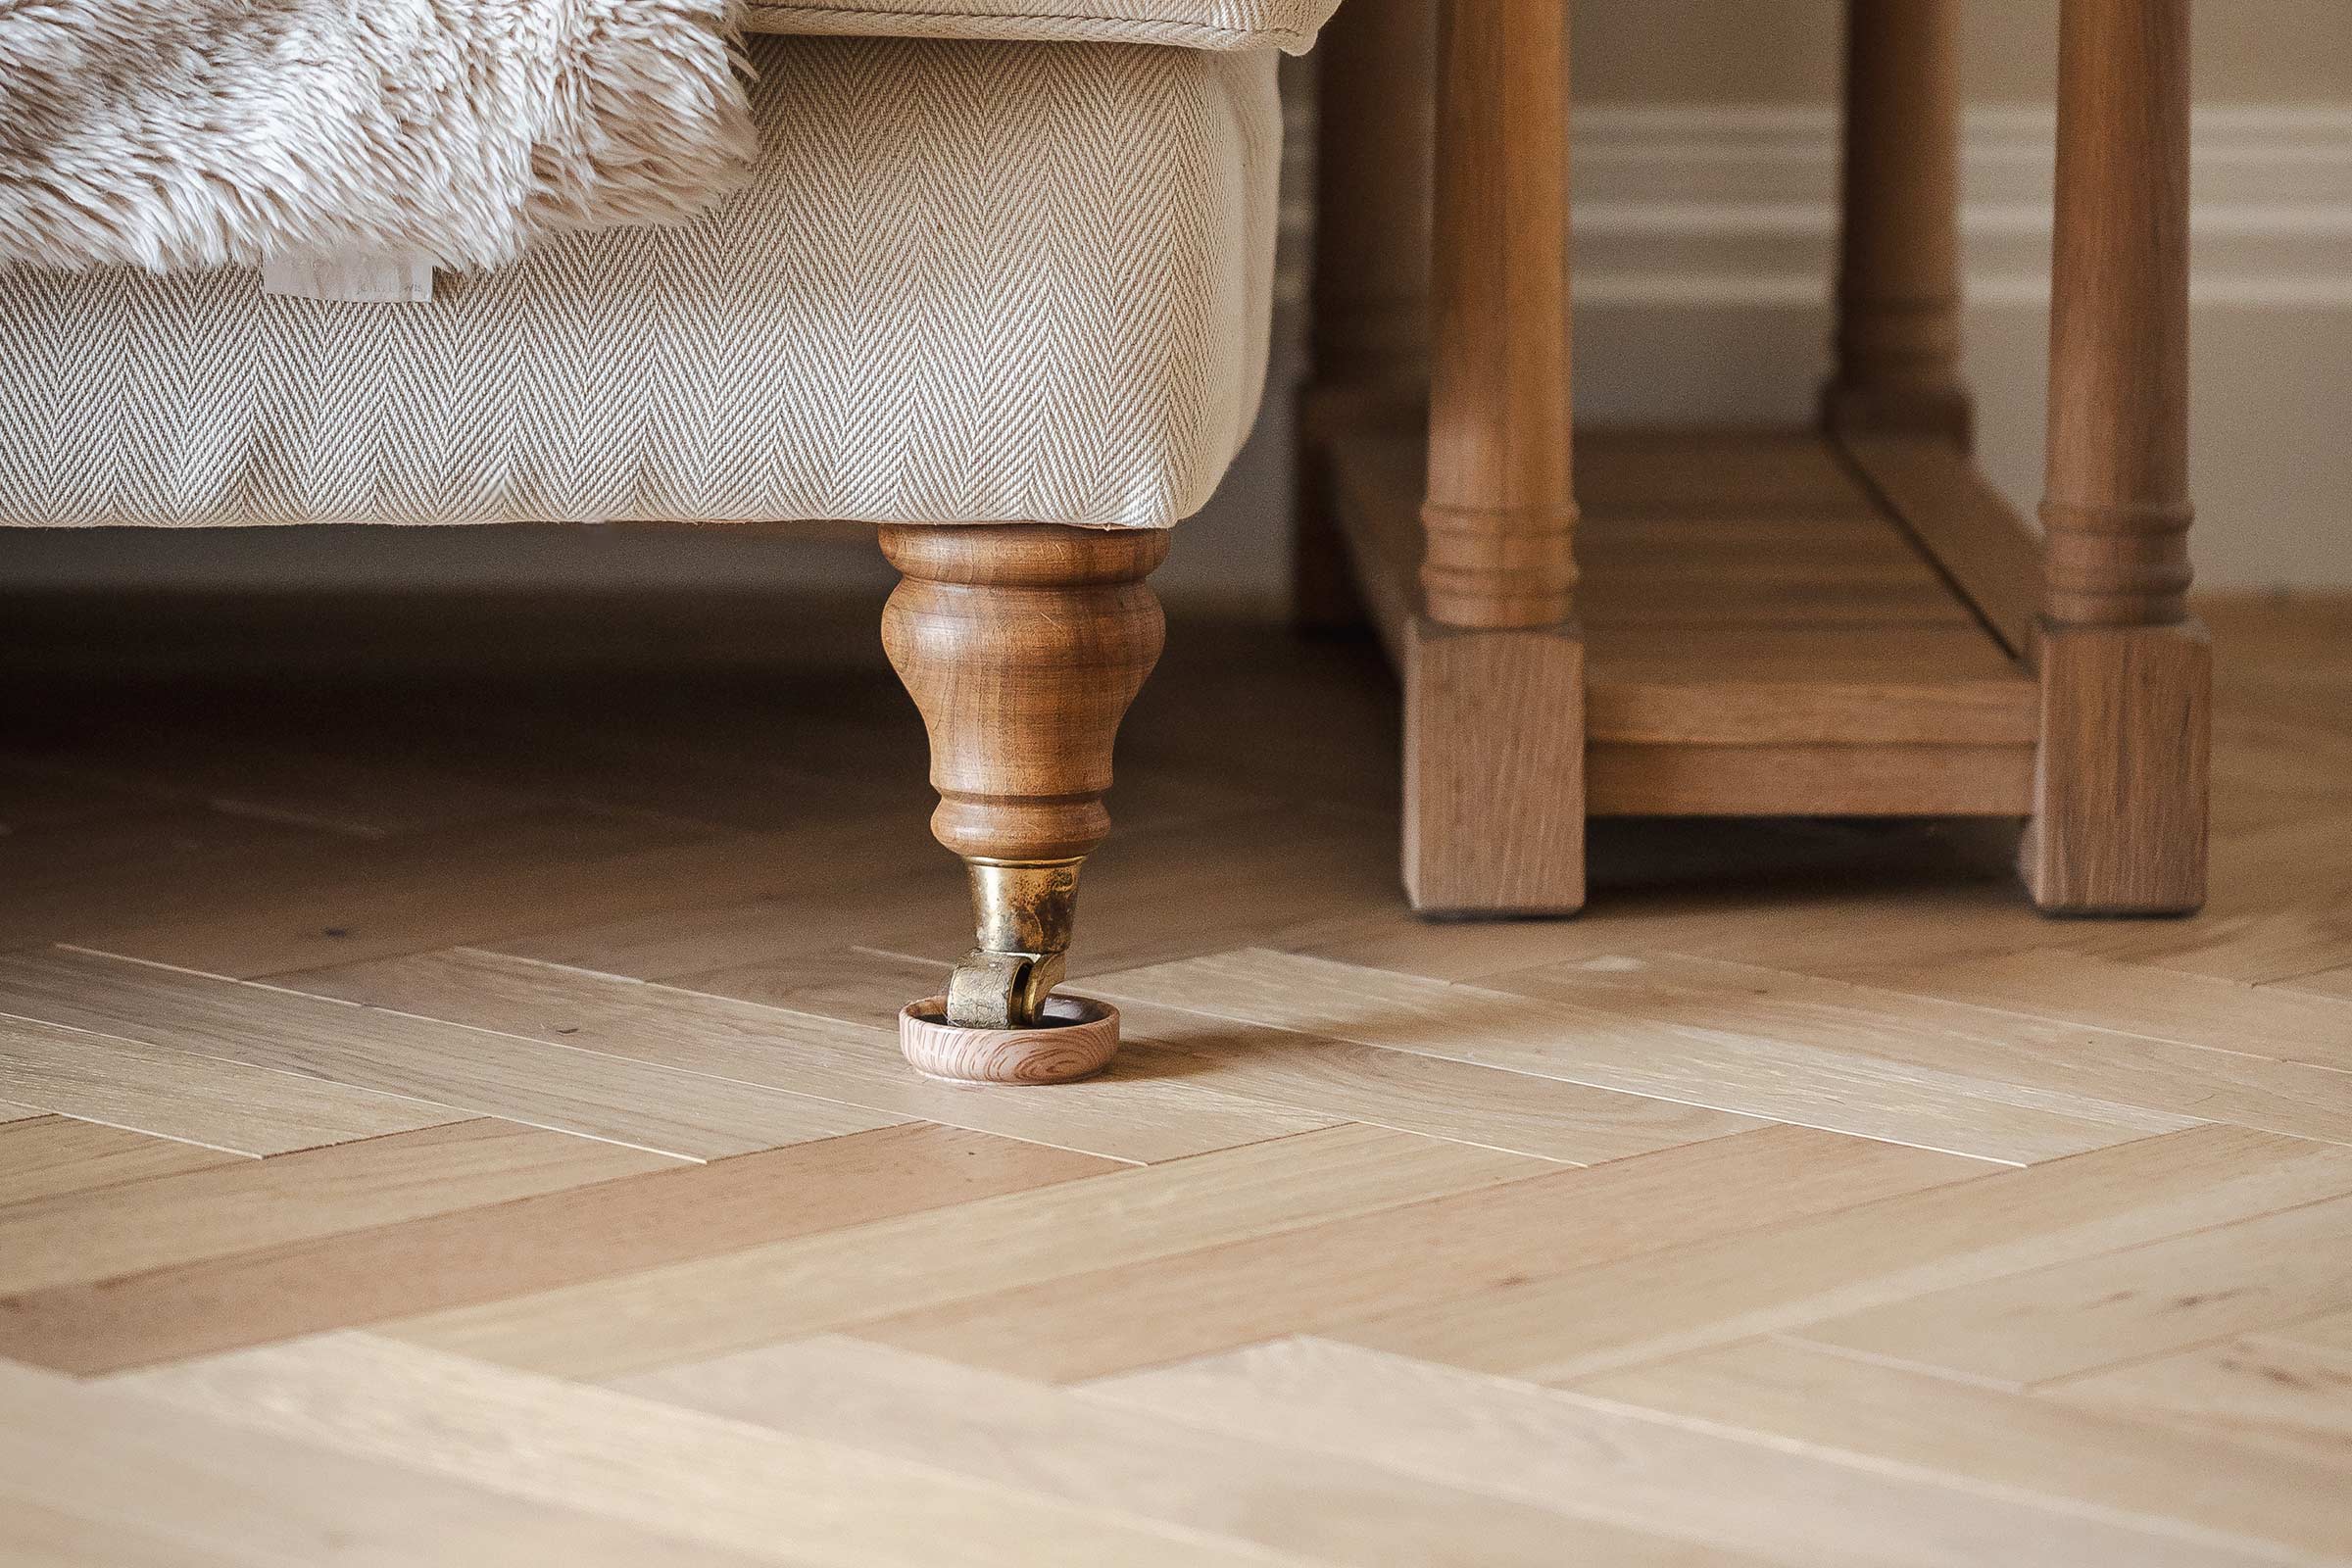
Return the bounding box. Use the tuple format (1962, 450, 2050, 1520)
(1295, 0, 1435, 629)
(1403, 0, 1584, 914)
(880, 523, 1166, 1081)
(1823, 0, 1974, 445)
(2026, 0, 2209, 914)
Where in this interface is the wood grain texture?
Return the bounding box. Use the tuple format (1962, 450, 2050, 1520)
(851, 1126, 1977, 1383)
(1418, 0, 1574, 630)
(0, 591, 2340, 1561)
(2029, 0, 2207, 913)
(1840, 435, 2041, 660)
(1569, 1338, 2352, 1561)
(0, 1008, 461, 1155)
(1402, 618, 1585, 911)
(0, 1119, 672, 1297)
(1844, 947, 2352, 1074)
(1399, 0, 1587, 913)
(2039, 0, 2194, 631)
(61, 807, 755, 977)
(898, 995, 1119, 1086)
(880, 523, 1165, 1041)
(1092, 1339, 2270, 1568)
(0, 1123, 1110, 1375)
(1095, 949, 2191, 1163)
(618, 1336, 1768, 1568)
(2030, 620, 2212, 912)
(2052, 1336, 2352, 1474)
(127, 1335, 1275, 1568)
(1796, 1191, 2352, 1386)
(283, 946, 1333, 1164)
(0, 1115, 245, 1207)
(1329, 1125, 2352, 1381)
(1482, 951, 2352, 1150)
(1108, 993, 1768, 1166)
(387, 1125, 1541, 1379)
(1822, 0, 1973, 444)
(1294, 0, 1433, 631)
(615, 1335, 1759, 1568)
(1336, 427, 2041, 835)
(1587, 741, 2032, 816)
(0, 1359, 760, 1568)
(0, 947, 894, 1160)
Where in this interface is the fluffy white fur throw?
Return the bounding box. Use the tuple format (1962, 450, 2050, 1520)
(0, 0, 756, 272)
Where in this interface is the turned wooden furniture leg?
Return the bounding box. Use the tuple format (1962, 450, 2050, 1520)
(1295, 0, 1435, 628)
(1402, 0, 1583, 915)
(880, 523, 1166, 1080)
(1822, 0, 1973, 445)
(2026, 0, 2208, 914)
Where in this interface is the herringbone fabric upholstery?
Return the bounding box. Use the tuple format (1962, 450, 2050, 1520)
(0, 34, 1277, 530)
(742, 0, 1339, 51)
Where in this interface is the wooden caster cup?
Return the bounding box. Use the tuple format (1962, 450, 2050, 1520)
(898, 995, 1119, 1085)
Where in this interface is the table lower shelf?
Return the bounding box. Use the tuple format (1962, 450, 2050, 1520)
(1324, 425, 2042, 817)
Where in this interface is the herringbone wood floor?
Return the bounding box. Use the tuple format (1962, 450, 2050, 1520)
(2, 593, 2347, 1566)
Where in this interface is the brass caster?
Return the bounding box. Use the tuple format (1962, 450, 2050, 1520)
(898, 994, 1120, 1085)
(945, 947, 1065, 1032)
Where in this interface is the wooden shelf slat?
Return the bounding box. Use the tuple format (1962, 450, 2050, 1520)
(1838, 434, 2046, 662)
(1323, 425, 2041, 818)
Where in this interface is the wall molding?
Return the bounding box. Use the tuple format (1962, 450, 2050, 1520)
(1573, 105, 2352, 308)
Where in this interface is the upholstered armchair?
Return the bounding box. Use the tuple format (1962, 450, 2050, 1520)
(0, 0, 1343, 1082)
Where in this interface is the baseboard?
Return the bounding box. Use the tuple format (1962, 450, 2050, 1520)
(1572, 104, 2352, 308)
(1567, 104, 2352, 590)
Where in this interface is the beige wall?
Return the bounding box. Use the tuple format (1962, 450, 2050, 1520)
(1571, 0, 2352, 106)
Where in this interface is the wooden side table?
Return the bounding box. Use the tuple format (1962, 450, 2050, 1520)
(1299, 0, 2209, 918)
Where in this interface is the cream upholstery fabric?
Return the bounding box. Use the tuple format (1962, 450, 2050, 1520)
(743, 0, 1340, 52)
(0, 33, 1277, 530)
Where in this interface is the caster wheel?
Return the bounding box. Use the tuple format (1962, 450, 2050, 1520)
(898, 994, 1119, 1085)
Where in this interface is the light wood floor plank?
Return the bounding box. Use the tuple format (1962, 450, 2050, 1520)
(0, 1010, 462, 1155)
(66, 808, 826, 979)
(2263, 1305, 2352, 1354)
(125, 1334, 1301, 1568)
(853, 1127, 1980, 1383)
(0, 947, 899, 1160)
(2050, 1337, 2352, 1474)
(1093, 949, 2195, 1162)
(281, 947, 1338, 1163)
(1846, 949, 2352, 1073)
(1489, 951, 2352, 1149)
(1088, 1339, 2274, 1568)
(0, 806, 341, 952)
(2, 594, 2342, 1561)
(1569, 1337, 2352, 1561)
(1109, 993, 1772, 1165)
(386, 1124, 1543, 1378)
(685, 948, 1769, 1167)
(2078, 815, 2352, 985)
(616, 1336, 1780, 1568)
(0, 1359, 788, 1567)
(24, 717, 557, 841)
(0, 1118, 672, 1296)
(0, 1124, 1108, 1375)
(2275, 963, 2352, 1003)
(1327, 1124, 2352, 1381)
(1796, 1193, 2352, 1386)
(0, 1115, 246, 1206)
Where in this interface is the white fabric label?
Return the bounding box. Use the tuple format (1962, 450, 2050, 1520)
(261, 251, 435, 305)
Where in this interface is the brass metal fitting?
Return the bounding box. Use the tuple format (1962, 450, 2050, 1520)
(943, 858, 1083, 1029)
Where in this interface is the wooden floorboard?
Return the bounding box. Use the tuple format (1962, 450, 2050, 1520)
(1, 592, 2346, 1563)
